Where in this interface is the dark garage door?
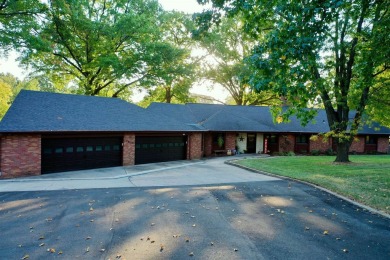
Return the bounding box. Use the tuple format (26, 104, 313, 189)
(135, 136, 187, 164)
(42, 137, 123, 174)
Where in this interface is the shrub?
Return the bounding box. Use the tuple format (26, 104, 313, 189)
(286, 151, 296, 156)
(325, 148, 335, 156)
(311, 149, 320, 156)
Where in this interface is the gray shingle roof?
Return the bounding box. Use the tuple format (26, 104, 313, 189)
(0, 90, 198, 132)
(1, 91, 388, 135)
(147, 102, 390, 135)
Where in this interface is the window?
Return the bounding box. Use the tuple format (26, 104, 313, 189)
(365, 136, 377, 145)
(142, 144, 148, 149)
(149, 144, 155, 148)
(86, 146, 93, 152)
(105, 145, 111, 151)
(66, 147, 74, 153)
(76, 147, 84, 152)
(135, 144, 140, 149)
(55, 148, 63, 154)
(296, 135, 308, 144)
(43, 148, 52, 154)
(96, 146, 103, 151)
(113, 145, 120, 151)
(268, 135, 278, 144)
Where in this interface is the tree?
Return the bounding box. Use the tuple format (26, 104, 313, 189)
(0, 0, 46, 52)
(196, 0, 390, 162)
(0, 80, 12, 119)
(193, 15, 279, 106)
(18, 0, 182, 99)
(366, 71, 390, 128)
(139, 11, 198, 106)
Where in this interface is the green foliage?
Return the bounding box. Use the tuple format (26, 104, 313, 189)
(193, 15, 280, 106)
(139, 11, 198, 105)
(138, 82, 196, 108)
(311, 150, 320, 156)
(0, 80, 12, 119)
(0, 0, 46, 52)
(13, 0, 194, 100)
(197, 0, 389, 162)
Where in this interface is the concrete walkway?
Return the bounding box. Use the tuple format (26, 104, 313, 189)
(0, 155, 278, 192)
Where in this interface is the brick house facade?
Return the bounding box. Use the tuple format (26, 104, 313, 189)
(123, 133, 135, 166)
(0, 134, 41, 178)
(0, 91, 389, 179)
(188, 133, 203, 160)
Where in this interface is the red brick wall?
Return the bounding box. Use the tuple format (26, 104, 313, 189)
(0, 134, 41, 179)
(377, 136, 389, 153)
(204, 133, 213, 157)
(279, 134, 295, 153)
(349, 136, 365, 153)
(188, 133, 203, 160)
(309, 135, 332, 152)
(123, 133, 135, 166)
(225, 133, 236, 151)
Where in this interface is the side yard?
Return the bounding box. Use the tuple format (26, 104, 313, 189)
(236, 155, 390, 214)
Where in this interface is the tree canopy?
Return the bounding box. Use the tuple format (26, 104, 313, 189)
(0, 0, 45, 52)
(197, 0, 390, 162)
(139, 11, 198, 106)
(193, 15, 280, 106)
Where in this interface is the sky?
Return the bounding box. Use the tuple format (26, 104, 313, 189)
(0, 0, 228, 102)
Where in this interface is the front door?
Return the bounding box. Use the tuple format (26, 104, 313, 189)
(247, 134, 256, 153)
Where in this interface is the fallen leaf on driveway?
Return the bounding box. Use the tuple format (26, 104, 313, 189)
(343, 249, 348, 253)
(47, 248, 56, 253)
(189, 252, 194, 256)
(323, 230, 329, 235)
(21, 255, 29, 260)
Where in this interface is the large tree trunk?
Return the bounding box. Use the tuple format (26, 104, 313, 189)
(334, 141, 351, 163)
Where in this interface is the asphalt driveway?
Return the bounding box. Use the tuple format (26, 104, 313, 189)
(0, 157, 389, 259)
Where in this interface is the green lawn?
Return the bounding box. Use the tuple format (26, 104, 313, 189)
(236, 155, 390, 214)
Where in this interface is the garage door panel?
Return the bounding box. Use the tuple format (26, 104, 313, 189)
(135, 136, 187, 164)
(42, 137, 123, 174)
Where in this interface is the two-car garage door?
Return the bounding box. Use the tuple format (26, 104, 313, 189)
(42, 135, 188, 174)
(135, 136, 187, 164)
(42, 137, 123, 174)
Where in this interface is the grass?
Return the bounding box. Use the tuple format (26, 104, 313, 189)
(236, 155, 390, 214)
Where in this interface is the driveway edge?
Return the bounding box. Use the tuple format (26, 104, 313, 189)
(225, 158, 390, 219)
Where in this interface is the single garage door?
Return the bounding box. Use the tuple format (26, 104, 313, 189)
(42, 137, 123, 174)
(135, 136, 187, 164)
